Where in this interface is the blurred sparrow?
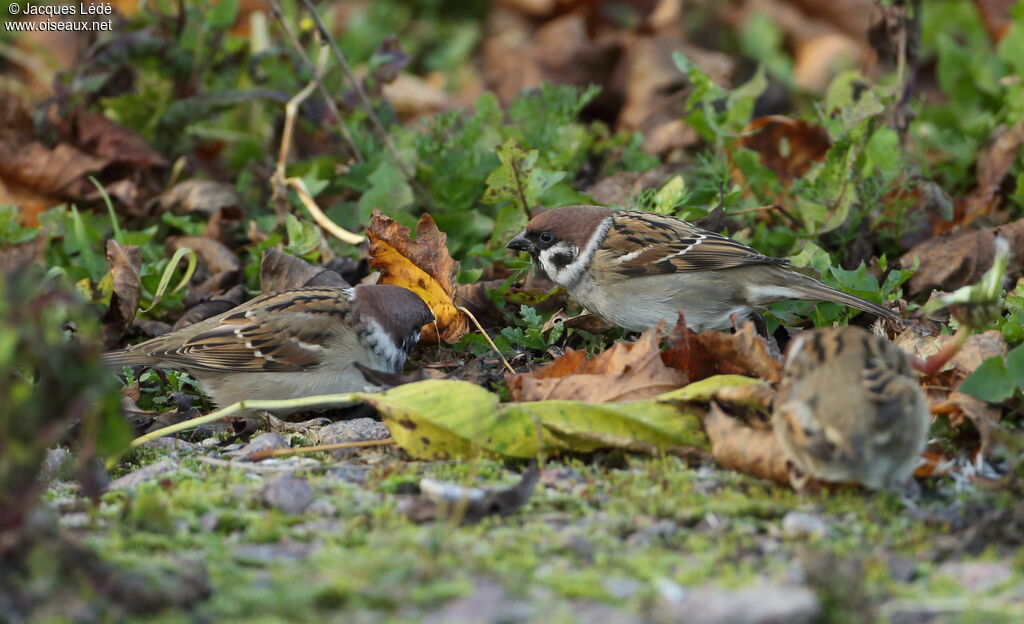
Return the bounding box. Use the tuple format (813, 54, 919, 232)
(506, 206, 899, 331)
(104, 285, 433, 409)
(772, 326, 929, 490)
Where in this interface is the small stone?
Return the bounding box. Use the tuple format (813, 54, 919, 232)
(227, 432, 289, 460)
(936, 560, 1012, 592)
(234, 539, 313, 565)
(604, 577, 643, 600)
(199, 512, 219, 532)
(260, 474, 313, 514)
(656, 583, 820, 624)
(782, 511, 828, 539)
(108, 458, 179, 490)
(200, 437, 220, 448)
(58, 512, 91, 530)
(141, 437, 201, 453)
(307, 498, 336, 517)
(326, 464, 370, 484)
(318, 418, 389, 458)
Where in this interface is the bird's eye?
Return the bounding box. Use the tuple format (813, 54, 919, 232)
(539, 232, 554, 244)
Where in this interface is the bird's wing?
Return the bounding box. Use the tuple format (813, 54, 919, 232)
(144, 288, 357, 372)
(592, 211, 788, 277)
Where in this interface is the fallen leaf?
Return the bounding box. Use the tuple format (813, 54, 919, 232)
(382, 72, 452, 122)
(662, 314, 784, 384)
(452, 279, 505, 331)
(367, 377, 734, 460)
(259, 248, 349, 292)
(167, 236, 240, 275)
(68, 109, 167, 170)
(704, 402, 791, 486)
(149, 180, 241, 216)
(173, 284, 247, 330)
(101, 240, 142, 347)
(366, 210, 467, 343)
(507, 325, 688, 402)
(738, 116, 831, 184)
(0, 235, 46, 276)
(932, 392, 1003, 460)
(973, 0, 1017, 43)
(0, 141, 108, 201)
(898, 218, 1024, 297)
(959, 121, 1024, 227)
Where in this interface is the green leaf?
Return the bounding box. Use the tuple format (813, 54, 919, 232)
(959, 356, 1015, 403)
(482, 138, 564, 213)
(208, 0, 239, 28)
(357, 160, 414, 222)
(140, 247, 197, 313)
(362, 376, 763, 460)
(863, 127, 900, 174)
(651, 176, 687, 214)
(1007, 345, 1024, 388)
(284, 214, 322, 258)
(367, 380, 512, 460)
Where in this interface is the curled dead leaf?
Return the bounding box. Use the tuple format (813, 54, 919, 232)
(662, 314, 784, 384)
(898, 218, 1024, 297)
(507, 325, 688, 403)
(704, 402, 791, 486)
(101, 240, 142, 347)
(167, 236, 240, 275)
(738, 116, 831, 184)
(366, 210, 467, 343)
(149, 180, 241, 216)
(259, 248, 349, 292)
(933, 392, 1004, 461)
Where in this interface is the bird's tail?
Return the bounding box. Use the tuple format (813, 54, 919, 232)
(752, 268, 900, 322)
(101, 348, 157, 369)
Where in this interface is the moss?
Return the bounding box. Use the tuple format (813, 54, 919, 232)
(34, 450, 1014, 622)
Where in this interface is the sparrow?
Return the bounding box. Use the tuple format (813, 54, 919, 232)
(103, 284, 434, 410)
(506, 206, 900, 332)
(771, 326, 929, 490)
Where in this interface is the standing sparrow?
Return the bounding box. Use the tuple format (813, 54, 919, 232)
(506, 206, 899, 331)
(103, 284, 433, 409)
(772, 326, 929, 490)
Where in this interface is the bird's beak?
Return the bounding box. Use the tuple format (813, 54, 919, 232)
(506, 232, 535, 255)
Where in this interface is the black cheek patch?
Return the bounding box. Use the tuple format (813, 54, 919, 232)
(551, 252, 574, 269)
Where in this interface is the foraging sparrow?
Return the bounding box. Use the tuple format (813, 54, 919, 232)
(103, 284, 433, 409)
(506, 206, 899, 331)
(772, 326, 929, 490)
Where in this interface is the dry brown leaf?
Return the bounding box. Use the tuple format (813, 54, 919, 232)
(959, 121, 1024, 227)
(541, 310, 615, 334)
(453, 280, 506, 331)
(738, 116, 831, 184)
(173, 284, 247, 331)
(0, 235, 46, 276)
(662, 314, 784, 384)
(898, 328, 1007, 406)
(507, 325, 688, 403)
(0, 141, 108, 202)
(68, 109, 167, 170)
(933, 392, 1003, 460)
(973, 0, 1017, 43)
(898, 218, 1024, 297)
(367, 210, 467, 343)
(382, 73, 452, 122)
(149, 180, 241, 216)
(259, 248, 349, 292)
(101, 240, 142, 347)
(168, 236, 240, 275)
(704, 402, 791, 486)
